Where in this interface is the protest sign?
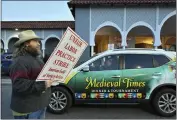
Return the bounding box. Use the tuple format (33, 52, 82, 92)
(36, 27, 88, 83)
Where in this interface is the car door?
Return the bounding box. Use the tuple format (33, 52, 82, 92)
(121, 54, 165, 100)
(101, 54, 123, 100)
(74, 54, 122, 101)
(151, 54, 175, 89)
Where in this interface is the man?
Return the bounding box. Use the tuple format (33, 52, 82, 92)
(103, 56, 117, 70)
(9, 30, 54, 119)
(89, 59, 102, 71)
(104, 58, 113, 70)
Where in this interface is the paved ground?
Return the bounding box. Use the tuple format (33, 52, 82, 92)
(45, 104, 176, 119)
(1, 78, 176, 119)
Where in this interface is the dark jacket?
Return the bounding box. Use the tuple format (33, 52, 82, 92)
(9, 53, 51, 113)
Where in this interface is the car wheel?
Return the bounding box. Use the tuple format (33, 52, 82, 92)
(152, 88, 176, 117)
(47, 86, 73, 114)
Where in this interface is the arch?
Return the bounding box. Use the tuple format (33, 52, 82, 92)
(126, 21, 155, 37)
(8, 37, 19, 53)
(44, 34, 60, 45)
(92, 21, 123, 46)
(45, 36, 60, 56)
(1, 39, 4, 49)
(1, 39, 5, 53)
(126, 22, 155, 48)
(160, 11, 176, 50)
(159, 11, 176, 30)
(7, 34, 19, 45)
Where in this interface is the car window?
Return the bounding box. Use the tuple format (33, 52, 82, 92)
(124, 54, 153, 69)
(5, 55, 12, 60)
(89, 55, 119, 71)
(153, 55, 170, 67)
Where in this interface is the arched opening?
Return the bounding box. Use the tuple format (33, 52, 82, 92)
(127, 26, 154, 48)
(8, 37, 19, 53)
(160, 15, 176, 51)
(39, 41, 42, 50)
(1, 40, 4, 54)
(45, 37, 60, 56)
(94, 26, 121, 54)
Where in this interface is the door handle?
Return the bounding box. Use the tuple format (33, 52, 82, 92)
(153, 72, 162, 76)
(111, 75, 121, 78)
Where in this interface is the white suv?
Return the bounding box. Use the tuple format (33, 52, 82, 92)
(48, 48, 176, 117)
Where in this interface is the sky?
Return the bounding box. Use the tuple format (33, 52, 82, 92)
(2, 1, 75, 21)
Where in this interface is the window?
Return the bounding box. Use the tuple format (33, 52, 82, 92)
(89, 55, 119, 71)
(124, 54, 153, 69)
(169, 45, 176, 51)
(5, 55, 12, 60)
(153, 55, 170, 67)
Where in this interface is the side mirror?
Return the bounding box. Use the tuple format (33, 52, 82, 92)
(82, 65, 90, 72)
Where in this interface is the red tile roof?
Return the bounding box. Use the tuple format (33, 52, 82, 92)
(1, 21, 75, 29)
(68, 0, 176, 6)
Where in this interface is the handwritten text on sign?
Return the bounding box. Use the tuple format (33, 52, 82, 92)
(36, 27, 88, 83)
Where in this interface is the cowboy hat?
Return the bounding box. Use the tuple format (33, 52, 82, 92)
(14, 30, 43, 47)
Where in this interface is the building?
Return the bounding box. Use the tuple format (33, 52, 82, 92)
(1, 21, 74, 57)
(1, 0, 176, 65)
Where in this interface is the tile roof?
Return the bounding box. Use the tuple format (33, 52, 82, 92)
(1, 21, 75, 29)
(68, 0, 176, 6)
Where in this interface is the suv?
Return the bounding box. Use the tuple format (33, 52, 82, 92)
(48, 48, 176, 117)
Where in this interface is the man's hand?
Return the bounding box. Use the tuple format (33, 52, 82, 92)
(45, 80, 55, 88)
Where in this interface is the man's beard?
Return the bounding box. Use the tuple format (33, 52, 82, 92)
(26, 46, 42, 57)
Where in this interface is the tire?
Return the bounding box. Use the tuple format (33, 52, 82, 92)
(152, 88, 176, 117)
(47, 86, 73, 114)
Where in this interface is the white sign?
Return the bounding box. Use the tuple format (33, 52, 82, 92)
(36, 27, 88, 83)
(108, 44, 114, 50)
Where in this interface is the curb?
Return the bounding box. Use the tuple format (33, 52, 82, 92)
(1, 79, 11, 84)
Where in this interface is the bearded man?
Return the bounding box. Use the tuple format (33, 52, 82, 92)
(9, 30, 54, 119)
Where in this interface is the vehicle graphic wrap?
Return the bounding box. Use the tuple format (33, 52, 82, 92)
(64, 61, 176, 100)
(64, 70, 78, 84)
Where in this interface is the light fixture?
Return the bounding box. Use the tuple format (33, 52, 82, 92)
(15, 28, 18, 31)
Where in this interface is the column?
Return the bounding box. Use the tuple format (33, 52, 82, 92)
(4, 49, 8, 53)
(121, 32, 127, 49)
(90, 46, 94, 56)
(4, 41, 8, 53)
(41, 40, 45, 57)
(4, 30, 8, 53)
(42, 49, 45, 57)
(154, 30, 161, 49)
(154, 6, 161, 49)
(122, 6, 127, 49)
(90, 31, 95, 55)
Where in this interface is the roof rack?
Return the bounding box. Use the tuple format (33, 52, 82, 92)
(113, 48, 165, 51)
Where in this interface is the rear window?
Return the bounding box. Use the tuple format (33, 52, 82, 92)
(124, 54, 153, 69)
(153, 55, 170, 67)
